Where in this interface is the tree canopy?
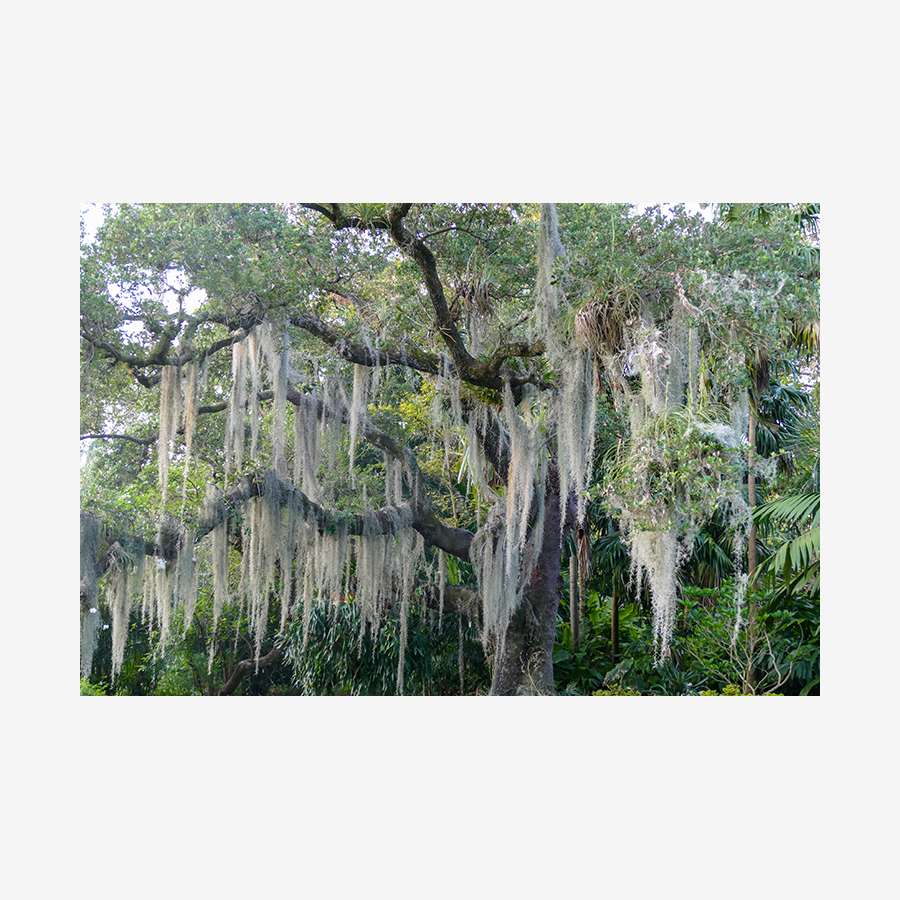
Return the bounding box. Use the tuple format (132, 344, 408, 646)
(80, 201, 819, 696)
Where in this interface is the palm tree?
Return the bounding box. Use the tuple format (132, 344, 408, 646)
(752, 492, 820, 604)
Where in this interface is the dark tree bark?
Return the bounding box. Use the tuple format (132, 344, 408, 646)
(490, 468, 572, 695)
(219, 644, 283, 695)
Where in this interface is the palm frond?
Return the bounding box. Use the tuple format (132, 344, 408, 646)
(754, 493, 819, 530)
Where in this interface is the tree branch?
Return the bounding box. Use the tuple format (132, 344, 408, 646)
(80, 432, 154, 446)
(290, 313, 442, 378)
(218, 643, 283, 695)
(301, 203, 549, 393)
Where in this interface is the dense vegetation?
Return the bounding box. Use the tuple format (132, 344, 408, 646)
(80, 202, 819, 695)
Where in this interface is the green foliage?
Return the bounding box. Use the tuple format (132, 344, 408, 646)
(80, 678, 108, 696)
(151, 655, 202, 696)
(677, 584, 819, 695)
(554, 580, 818, 696)
(699, 684, 744, 696)
(592, 683, 641, 696)
(753, 492, 820, 603)
(281, 601, 489, 696)
(603, 408, 741, 531)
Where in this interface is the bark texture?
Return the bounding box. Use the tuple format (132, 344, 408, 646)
(490, 470, 571, 695)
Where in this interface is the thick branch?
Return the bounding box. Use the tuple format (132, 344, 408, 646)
(302, 203, 549, 392)
(218, 644, 283, 695)
(290, 313, 441, 378)
(383, 205, 477, 374)
(80, 432, 153, 446)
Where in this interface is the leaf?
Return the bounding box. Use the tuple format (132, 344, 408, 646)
(603, 658, 633, 685)
(754, 492, 819, 529)
(799, 677, 820, 697)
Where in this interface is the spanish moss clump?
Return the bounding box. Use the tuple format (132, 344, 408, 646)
(384, 452, 404, 506)
(469, 518, 513, 660)
(501, 380, 537, 585)
(348, 363, 368, 483)
(534, 203, 599, 532)
(106, 541, 144, 684)
(557, 349, 598, 530)
(175, 528, 199, 632)
(157, 364, 182, 504)
(224, 320, 289, 480)
(154, 364, 182, 644)
(225, 336, 249, 477)
(272, 347, 290, 478)
(155, 555, 174, 651)
(247, 327, 262, 463)
(629, 528, 677, 663)
(725, 489, 753, 644)
(80, 511, 101, 679)
(600, 274, 750, 662)
(179, 362, 199, 518)
(461, 405, 502, 520)
(293, 389, 324, 503)
(533, 202, 567, 358)
(433, 353, 463, 475)
(206, 485, 231, 636)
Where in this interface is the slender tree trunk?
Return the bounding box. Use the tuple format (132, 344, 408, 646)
(611, 582, 619, 665)
(577, 524, 588, 624)
(748, 407, 758, 578)
(746, 406, 758, 694)
(570, 553, 580, 649)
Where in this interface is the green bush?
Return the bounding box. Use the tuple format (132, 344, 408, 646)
(592, 683, 641, 696)
(281, 601, 490, 695)
(80, 677, 108, 696)
(555, 580, 818, 696)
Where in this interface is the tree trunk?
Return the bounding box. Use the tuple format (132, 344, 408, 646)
(746, 406, 758, 694)
(611, 582, 619, 665)
(569, 553, 580, 650)
(490, 474, 569, 695)
(747, 406, 758, 579)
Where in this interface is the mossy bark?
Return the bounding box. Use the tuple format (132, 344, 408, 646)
(490, 472, 570, 695)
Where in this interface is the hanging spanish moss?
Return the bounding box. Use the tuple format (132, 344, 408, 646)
(599, 269, 759, 661)
(80, 511, 101, 679)
(155, 553, 174, 651)
(247, 327, 263, 464)
(533, 202, 566, 358)
(271, 340, 290, 479)
(348, 363, 368, 484)
(206, 485, 231, 635)
(179, 362, 199, 519)
(470, 517, 515, 664)
(534, 203, 599, 533)
(293, 387, 324, 503)
(175, 527, 198, 634)
(384, 452, 404, 506)
(557, 349, 599, 530)
(105, 541, 144, 684)
(397, 589, 410, 696)
(225, 336, 249, 478)
(157, 364, 182, 505)
(501, 380, 537, 586)
(461, 405, 503, 521)
(726, 488, 753, 645)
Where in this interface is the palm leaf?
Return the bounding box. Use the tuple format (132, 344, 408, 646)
(754, 493, 819, 530)
(753, 493, 820, 601)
